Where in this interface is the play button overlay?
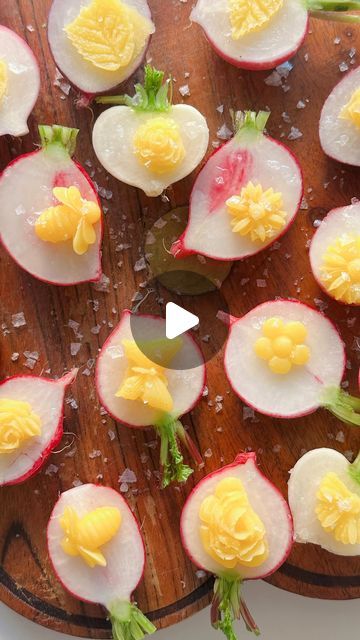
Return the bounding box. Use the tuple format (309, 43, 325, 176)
(166, 303, 199, 340)
(129, 271, 230, 370)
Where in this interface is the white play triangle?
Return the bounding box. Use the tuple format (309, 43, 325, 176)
(166, 302, 199, 340)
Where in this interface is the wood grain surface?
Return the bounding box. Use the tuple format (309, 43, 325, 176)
(1, 1, 360, 637)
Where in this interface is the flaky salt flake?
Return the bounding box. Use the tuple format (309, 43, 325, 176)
(70, 342, 81, 356)
(336, 431, 345, 443)
(11, 352, 20, 362)
(339, 61, 349, 72)
(296, 100, 306, 109)
(72, 478, 83, 487)
(217, 124, 233, 140)
(179, 84, 191, 97)
(89, 449, 101, 459)
(12, 312, 26, 328)
(119, 468, 137, 484)
(108, 429, 116, 441)
(45, 464, 59, 476)
(204, 448, 213, 458)
(288, 127, 303, 140)
(256, 279, 267, 288)
(134, 257, 147, 272)
(92, 273, 110, 292)
(120, 483, 129, 493)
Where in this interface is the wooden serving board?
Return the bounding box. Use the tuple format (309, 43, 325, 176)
(1, 1, 360, 637)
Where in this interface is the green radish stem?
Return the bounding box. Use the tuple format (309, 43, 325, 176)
(109, 600, 156, 640)
(321, 386, 360, 426)
(96, 65, 172, 112)
(38, 124, 79, 157)
(156, 415, 202, 488)
(232, 110, 270, 142)
(211, 577, 260, 640)
(349, 451, 360, 484)
(307, 0, 360, 21)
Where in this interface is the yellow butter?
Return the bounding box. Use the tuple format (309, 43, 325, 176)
(316, 472, 360, 545)
(340, 88, 360, 129)
(35, 186, 101, 255)
(133, 117, 186, 175)
(320, 234, 360, 305)
(228, 0, 283, 40)
(226, 181, 287, 243)
(60, 506, 122, 567)
(199, 477, 269, 569)
(0, 399, 41, 454)
(254, 317, 310, 375)
(0, 60, 8, 104)
(65, 0, 153, 72)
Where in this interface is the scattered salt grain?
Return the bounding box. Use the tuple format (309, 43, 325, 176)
(108, 429, 116, 441)
(196, 570, 207, 579)
(204, 448, 213, 458)
(120, 483, 129, 493)
(119, 468, 137, 484)
(179, 84, 191, 97)
(217, 124, 233, 140)
(288, 127, 303, 140)
(336, 431, 345, 443)
(93, 273, 110, 292)
(339, 61, 349, 73)
(91, 324, 101, 335)
(45, 464, 59, 476)
(70, 342, 81, 356)
(12, 312, 26, 328)
(89, 449, 101, 459)
(256, 279, 267, 288)
(134, 257, 147, 272)
(296, 100, 306, 109)
(72, 478, 83, 487)
(11, 352, 19, 362)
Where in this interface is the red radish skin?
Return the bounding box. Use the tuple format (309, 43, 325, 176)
(181, 452, 294, 578)
(221, 300, 347, 420)
(96, 310, 206, 430)
(202, 17, 309, 71)
(0, 370, 77, 486)
(47, 484, 145, 605)
(47, 0, 154, 103)
(172, 134, 304, 261)
(0, 127, 103, 286)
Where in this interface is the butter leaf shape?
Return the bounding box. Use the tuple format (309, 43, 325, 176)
(228, 0, 283, 39)
(65, 0, 151, 71)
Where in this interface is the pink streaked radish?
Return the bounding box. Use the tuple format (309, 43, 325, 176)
(309, 204, 360, 306)
(220, 299, 360, 425)
(47, 484, 156, 640)
(191, 1, 360, 71)
(181, 452, 293, 639)
(0, 370, 77, 486)
(320, 65, 360, 166)
(96, 310, 205, 487)
(48, 0, 155, 103)
(289, 448, 360, 556)
(93, 66, 209, 197)
(171, 112, 303, 261)
(0, 125, 103, 286)
(0, 26, 40, 136)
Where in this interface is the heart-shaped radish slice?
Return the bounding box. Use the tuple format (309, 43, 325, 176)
(181, 452, 293, 638)
(0, 125, 103, 285)
(93, 66, 209, 197)
(48, 484, 156, 639)
(96, 309, 205, 487)
(320, 66, 360, 166)
(171, 112, 303, 261)
(48, 0, 155, 99)
(289, 448, 360, 556)
(221, 299, 353, 420)
(309, 203, 360, 306)
(0, 370, 77, 486)
(0, 26, 40, 136)
(191, 0, 309, 71)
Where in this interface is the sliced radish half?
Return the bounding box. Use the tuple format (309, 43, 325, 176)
(289, 448, 360, 556)
(309, 204, 360, 306)
(320, 65, 360, 166)
(181, 452, 293, 638)
(48, 484, 156, 639)
(48, 0, 155, 100)
(221, 299, 360, 425)
(96, 309, 205, 487)
(0, 370, 77, 486)
(0, 26, 40, 136)
(171, 112, 303, 261)
(191, 1, 360, 71)
(0, 125, 103, 285)
(93, 66, 209, 197)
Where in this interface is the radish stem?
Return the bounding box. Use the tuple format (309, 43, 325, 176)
(307, 0, 360, 20)
(349, 451, 360, 484)
(96, 65, 172, 112)
(212, 577, 260, 640)
(156, 416, 201, 488)
(38, 124, 79, 157)
(321, 386, 360, 426)
(109, 601, 156, 640)
(232, 110, 270, 141)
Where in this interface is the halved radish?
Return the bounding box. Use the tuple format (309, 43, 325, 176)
(93, 66, 209, 197)
(320, 65, 360, 166)
(0, 125, 103, 286)
(48, 0, 155, 103)
(220, 299, 360, 425)
(96, 309, 206, 487)
(309, 203, 360, 306)
(0, 26, 40, 136)
(171, 112, 303, 261)
(181, 452, 293, 638)
(289, 448, 360, 556)
(0, 370, 77, 486)
(191, 1, 360, 71)
(48, 484, 156, 640)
